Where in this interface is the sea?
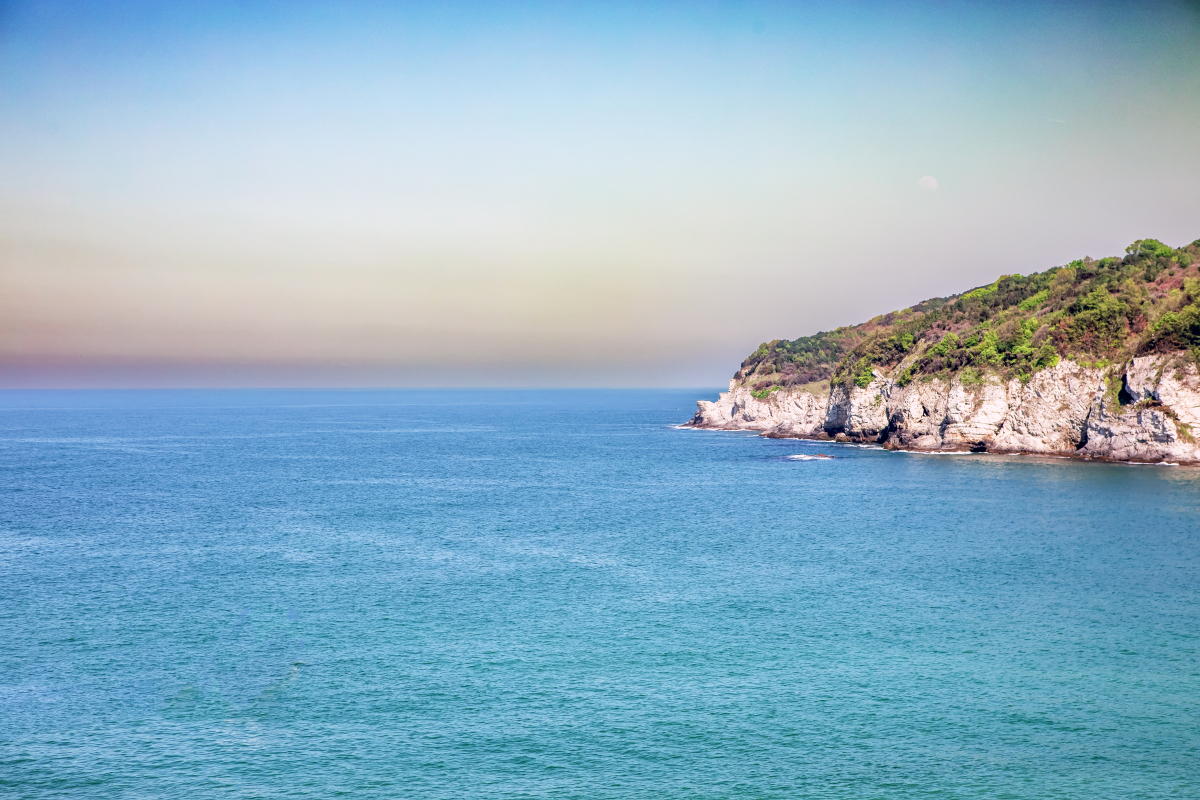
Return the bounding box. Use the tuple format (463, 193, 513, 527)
(1, 389, 1197, 799)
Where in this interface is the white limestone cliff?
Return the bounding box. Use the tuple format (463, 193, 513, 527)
(691, 380, 827, 436)
(1079, 354, 1200, 462)
(687, 353, 1200, 463)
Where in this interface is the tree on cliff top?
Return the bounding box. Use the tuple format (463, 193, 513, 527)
(738, 238, 1200, 390)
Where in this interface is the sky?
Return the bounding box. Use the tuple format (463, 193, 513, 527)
(2, 0, 1199, 388)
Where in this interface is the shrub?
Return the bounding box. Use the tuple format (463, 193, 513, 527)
(962, 282, 998, 301)
(975, 330, 1001, 365)
(1069, 289, 1129, 349)
(852, 358, 876, 388)
(1018, 290, 1049, 311)
(960, 367, 984, 386)
(1151, 304, 1200, 348)
(930, 332, 959, 356)
(1033, 342, 1060, 371)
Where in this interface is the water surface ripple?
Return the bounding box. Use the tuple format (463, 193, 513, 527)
(1, 389, 1197, 799)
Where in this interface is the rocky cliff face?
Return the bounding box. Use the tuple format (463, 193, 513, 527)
(1080, 354, 1200, 462)
(691, 383, 827, 436)
(688, 353, 1200, 463)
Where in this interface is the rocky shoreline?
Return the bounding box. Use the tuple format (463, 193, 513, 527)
(687, 352, 1200, 464)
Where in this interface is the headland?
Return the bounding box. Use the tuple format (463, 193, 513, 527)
(688, 238, 1200, 464)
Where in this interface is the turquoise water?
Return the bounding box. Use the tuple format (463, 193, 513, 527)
(1, 389, 1198, 799)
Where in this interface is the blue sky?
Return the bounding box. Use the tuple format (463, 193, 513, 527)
(2, 1, 1198, 386)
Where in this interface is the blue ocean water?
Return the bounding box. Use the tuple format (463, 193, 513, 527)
(1, 388, 1198, 799)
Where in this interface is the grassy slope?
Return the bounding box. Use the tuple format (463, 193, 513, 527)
(738, 238, 1200, 399)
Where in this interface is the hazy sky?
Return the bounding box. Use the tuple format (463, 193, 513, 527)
(2, 0, 1199, 387)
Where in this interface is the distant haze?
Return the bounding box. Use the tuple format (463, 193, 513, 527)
(2, 1, 1199, 387)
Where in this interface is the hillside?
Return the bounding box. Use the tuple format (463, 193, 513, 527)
(736, 238, 1200, 399)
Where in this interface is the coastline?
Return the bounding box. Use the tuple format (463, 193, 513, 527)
(685, 352, 1200, 465)
(682, 424, 1191, 466)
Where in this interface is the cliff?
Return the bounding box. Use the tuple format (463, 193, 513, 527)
(688, 238, 1200, 463)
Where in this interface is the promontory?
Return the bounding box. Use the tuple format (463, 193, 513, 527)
(687, 238, 1200, 464)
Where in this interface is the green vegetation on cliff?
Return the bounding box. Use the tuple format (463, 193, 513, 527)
(737, 238, 1200, 392)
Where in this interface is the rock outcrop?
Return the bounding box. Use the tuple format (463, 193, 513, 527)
(1079, 355, 1200, 463)
(692, 382, 827, 436)
(687, 353, 1200, 463)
